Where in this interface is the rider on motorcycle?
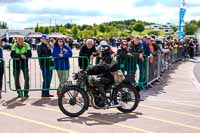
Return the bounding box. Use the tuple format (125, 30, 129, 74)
(96, 41, 115, 64)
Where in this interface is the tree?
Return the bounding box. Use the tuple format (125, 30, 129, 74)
(147, 30, 160, 36)
(51, 26, 56, 33)
(79, 30, 94, 39)
(71, 24, 79, 39)
(39, 26, 45, 33)
(198, 20, 200, 27)
(133, 23, 145, 33)
(184, 22, 198, 35)
(65, 23, 72, 29)
(93, 28, 98, 37)
(35, 24, 39, 32)
(119, 30, 129, 37)
(0, 21, 8, 29)
(59, 26, 67, 35)
(44, 27, 50, 34)
(190, 20, 197, 25)
(172, 26, 177, 33)
(2, 22, 7, 29)
(79, 24, 89, 31)
(99, 24, 106, 33)
(55, 25, 60, 32)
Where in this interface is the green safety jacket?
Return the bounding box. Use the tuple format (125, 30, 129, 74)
(10, 43, 32, 69)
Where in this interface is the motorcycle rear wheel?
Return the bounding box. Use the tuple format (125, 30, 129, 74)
(113, 84, 140, 113)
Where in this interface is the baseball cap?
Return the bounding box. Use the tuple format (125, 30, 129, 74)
(147, 36, 154, 41)
(143, 35, 148, 39)
(41, 34, 49, 40)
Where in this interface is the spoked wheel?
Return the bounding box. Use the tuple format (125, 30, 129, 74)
(113, 84, 140, 113)
(58, 86, 89, 117)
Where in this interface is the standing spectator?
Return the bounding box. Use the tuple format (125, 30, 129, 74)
(27, 38, 33, 49)
(117, 40, 134, 81)
(129, 36, 145, 83)
(193, 39, 199, 54)
(67, 38, 74, 49)
(53, 38, 72, 96)
(182, 39, 189, 60)
(116, 38, 121, 49)
(173, 39, 179, 60)
(147, 37, 155, 81)
(37, 34, 54, 97)
(141, 36, 151, 56)
(147, 37, 155, 63)
(49, 38, 56, 48)
(140, 36, 151, 83)
(32, 38, 37, 50)
(110, 37, 116, 47)
(0, 38, 4, 99)
(11, 36, 32, 98)
(79, 39, 97, 70)
(189, 39, 194, 59)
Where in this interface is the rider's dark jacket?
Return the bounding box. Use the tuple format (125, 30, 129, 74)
(87, 63, 116, 85)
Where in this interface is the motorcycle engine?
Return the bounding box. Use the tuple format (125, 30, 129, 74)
(94, 96, 105, 108)
(112, 70, 125, 84)
(88, 76, 101, 87)
(88, 76, 107, 108)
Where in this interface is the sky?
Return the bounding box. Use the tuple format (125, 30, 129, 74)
(0, 0, 199, 29)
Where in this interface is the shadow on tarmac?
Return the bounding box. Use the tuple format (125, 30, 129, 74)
(2, 97, 27, 109)
(2, 97, 58, 108)
(141, 61, 184, 100)
(32, 98, 58, 106)
(57, 112, 142, 126)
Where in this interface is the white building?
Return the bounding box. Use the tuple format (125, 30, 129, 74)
(0, 29, 34, 37)
(145, 24, 174, 34)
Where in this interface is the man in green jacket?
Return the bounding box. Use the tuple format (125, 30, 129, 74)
(11, 36, 32, 98)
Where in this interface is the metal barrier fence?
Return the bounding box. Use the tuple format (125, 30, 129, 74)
(0, 59, 6, 93)
(148, 47, 189, 86)
(8, 56, 89, 94)
(160, 47, 187, 73)
(1, 47, 191, 96)
(116, 54, 148, 88)
(160, 49, 170, 72)
(147, 52, 161, 86)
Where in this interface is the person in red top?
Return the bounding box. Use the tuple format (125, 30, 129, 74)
(147, 37, 155, 82)
(147, 37, 155, 63)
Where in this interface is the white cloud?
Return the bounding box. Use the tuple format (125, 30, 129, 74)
(0, 0, 199, 29)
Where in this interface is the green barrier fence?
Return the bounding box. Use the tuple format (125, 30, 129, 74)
(8, 56, 90, 95)
(0, 58, 6, 93)
(8, 53, 153, 96)
(116, 53, 149, 89)
(8, 54, 149, 95)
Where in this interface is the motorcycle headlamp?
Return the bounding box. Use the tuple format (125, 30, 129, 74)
(72, 73, 78, 80)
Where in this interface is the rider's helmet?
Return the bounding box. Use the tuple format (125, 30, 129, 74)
(98, 41, 111, 57)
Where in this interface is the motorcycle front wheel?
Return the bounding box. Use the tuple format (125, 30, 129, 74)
(113, 84, 140, 113)
(58, 86, 89, 117)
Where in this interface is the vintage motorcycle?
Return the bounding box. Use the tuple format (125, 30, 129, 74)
(58, 63, 140, 117)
